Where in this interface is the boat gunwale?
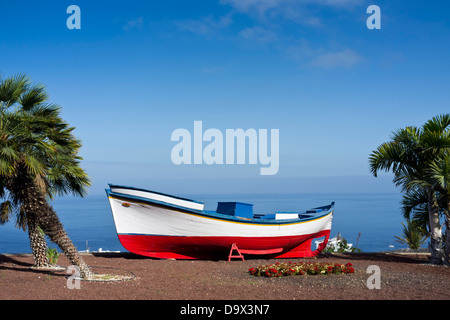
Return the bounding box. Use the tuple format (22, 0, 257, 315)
(108, 183, 205, 205)
(106, 189, 334, 226)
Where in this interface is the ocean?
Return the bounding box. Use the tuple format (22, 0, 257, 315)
(0, 192, 418, 254)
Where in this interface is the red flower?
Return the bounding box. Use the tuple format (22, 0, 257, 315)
(249, 260, 355, 277)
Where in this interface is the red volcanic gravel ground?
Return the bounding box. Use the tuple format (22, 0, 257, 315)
(1, 252, 448, 301)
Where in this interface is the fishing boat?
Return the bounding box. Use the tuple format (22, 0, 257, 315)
(106, 184, 334, 260)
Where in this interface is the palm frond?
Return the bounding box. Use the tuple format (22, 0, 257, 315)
(0, 158, 15, 176)
(394, 218, 429, 250)
(0, 201, 12, 224)
(427, 155, 450, 210)
(369, 141, 406, 177)
(0, 145, 19, 162)
(422, 113, 450, 134)
(18, 82, 49, 111)
(22, 154, 47, 177)
(0, 74, 29, 109)
(401, 188, 428, 220)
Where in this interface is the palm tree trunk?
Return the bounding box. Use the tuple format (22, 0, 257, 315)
(26, 214, 50, 268)
(445, 219, 450, 266)
(26, 198, 92, 278)
(27, 208, 92, 278)
(9, 173, 92, 278)
(444, 200, 450, 266)
(427, 191, 444, 264)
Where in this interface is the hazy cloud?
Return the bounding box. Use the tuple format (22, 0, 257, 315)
(239, 26, 277, 42)
(220, 0, 283, 14)
(313, 0, 364, 7)
(311, 49, 363, 68)
(220, 0, 364, 19)
(176, 0, 365, 68)
(123, 17, 144, 31)
(287, 41, 363, 68)
(176, 14, 232, 35)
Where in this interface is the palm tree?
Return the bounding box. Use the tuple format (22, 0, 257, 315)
(0, 74, 92, 278)
(428, 154, 450, 264)
(421, 115, 450, 265)
(369, 114, 450, 264)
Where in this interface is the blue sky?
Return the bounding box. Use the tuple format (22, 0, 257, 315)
(1, 0, 449, 195)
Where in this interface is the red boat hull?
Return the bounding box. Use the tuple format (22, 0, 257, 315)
(117, 229, 330, 259)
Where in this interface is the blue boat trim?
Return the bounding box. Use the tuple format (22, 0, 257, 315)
(105, 188, 334, 226)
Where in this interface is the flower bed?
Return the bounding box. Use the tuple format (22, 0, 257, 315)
(248, 261, 354, 277)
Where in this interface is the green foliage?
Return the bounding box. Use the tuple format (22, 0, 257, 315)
(395, 218, 429, 250)
(0, 73, 91, 230)
(369, 114, 450, 263)
(322, 233, 362, 253)
(46, 247, 60, 264)
(369, 113, 449, 196)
